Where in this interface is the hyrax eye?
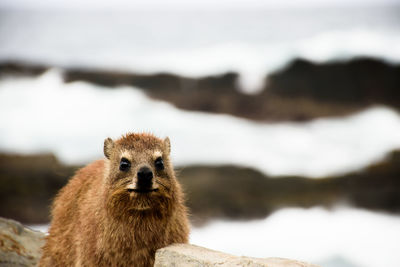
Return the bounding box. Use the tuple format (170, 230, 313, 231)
(119, 158, 131, 172)
(154, 157, 164, 171)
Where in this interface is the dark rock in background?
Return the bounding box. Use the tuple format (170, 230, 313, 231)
(266, 58, 400, 106)
(1, 152, 399, 225)
(0, 61, 48, 78)
(0, 153, 77, 223)
(179, 150, 400, 225)
(64, 69, 249, 117)
(1, 57, 398, 122)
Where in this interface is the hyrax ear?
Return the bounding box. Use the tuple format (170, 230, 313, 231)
(104, 138, 114, 159)
(163, 137, 171, 155)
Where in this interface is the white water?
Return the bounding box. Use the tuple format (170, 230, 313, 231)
(0, 5, 399, 92)
(190, 207, 400, 267)
(1, 70, 400, 177)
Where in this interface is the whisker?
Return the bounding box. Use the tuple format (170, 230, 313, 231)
(117, 179, 132, 187)
(155, 180, 169, 191)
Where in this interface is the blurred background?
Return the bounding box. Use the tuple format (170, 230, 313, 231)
(0, 0, 400, 266)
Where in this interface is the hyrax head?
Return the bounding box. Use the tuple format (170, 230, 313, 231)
(103, 133, 177, 212)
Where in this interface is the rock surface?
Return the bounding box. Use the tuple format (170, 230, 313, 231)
(155, 244, 320, 267)
(0, 217, 45, 267)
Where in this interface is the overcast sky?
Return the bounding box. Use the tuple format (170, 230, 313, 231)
(1, 0, 399, 10)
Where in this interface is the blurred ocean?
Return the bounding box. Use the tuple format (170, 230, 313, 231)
(1, 3, 400, 267)
(190, 207, 400, 267)
(0, 5, 400, 91)
(1, 70, 400, 177)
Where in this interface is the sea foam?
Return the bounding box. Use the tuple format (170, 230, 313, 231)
(0, 70, 400, 177)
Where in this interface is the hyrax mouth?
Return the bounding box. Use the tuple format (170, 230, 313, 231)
(126, 182, 159, 194)
(127, 188, 159, 194)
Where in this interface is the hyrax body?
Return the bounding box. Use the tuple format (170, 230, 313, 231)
(40, 133, 190, 267)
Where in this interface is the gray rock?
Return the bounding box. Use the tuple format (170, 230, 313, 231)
(155, 243, 320, 267)
(0, 217, 45, 267)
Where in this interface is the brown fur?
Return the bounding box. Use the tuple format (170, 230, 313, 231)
(40, 133, 190, 267)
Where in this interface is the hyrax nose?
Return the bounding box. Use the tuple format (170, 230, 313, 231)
(137, 166, 153, 187)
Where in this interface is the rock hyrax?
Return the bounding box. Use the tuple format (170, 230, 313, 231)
(40, 133, 190, 267)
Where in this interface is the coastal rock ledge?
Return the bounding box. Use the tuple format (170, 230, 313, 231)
(155, 244, 319, 267)
(0, 217, 319, 267)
